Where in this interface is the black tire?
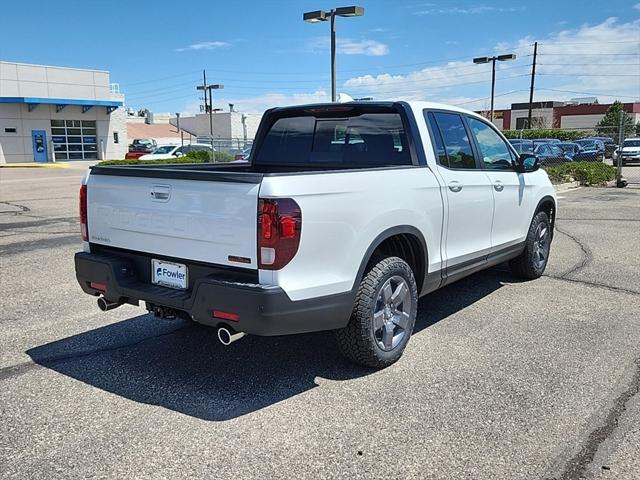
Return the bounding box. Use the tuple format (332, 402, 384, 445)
(509, 211, 552, 280)
(335, 256, 418, 368)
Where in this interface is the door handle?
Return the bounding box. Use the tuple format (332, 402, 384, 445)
(493, 181, 504, 192)
(448, 181, 463, 193)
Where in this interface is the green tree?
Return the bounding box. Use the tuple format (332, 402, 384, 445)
(595, 101, 634, 141)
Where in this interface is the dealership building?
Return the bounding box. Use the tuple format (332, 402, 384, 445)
(0, 61, 126, 164)
(489, 99, 640, 131)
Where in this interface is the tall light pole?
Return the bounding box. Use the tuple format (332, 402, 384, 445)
(303, 6, 365, 102)
(473, 53, 516, 122)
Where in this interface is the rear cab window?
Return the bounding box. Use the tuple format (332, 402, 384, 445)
(253, 105, 414, 169)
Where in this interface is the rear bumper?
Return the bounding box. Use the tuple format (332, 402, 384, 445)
(75, 251, 353, 336)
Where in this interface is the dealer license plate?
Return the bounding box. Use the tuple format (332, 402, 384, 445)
(151, 259, 188, 289)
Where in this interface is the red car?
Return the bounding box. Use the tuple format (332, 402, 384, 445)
(125, 150, 148, 160)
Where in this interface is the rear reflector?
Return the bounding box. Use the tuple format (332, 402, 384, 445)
(212, 310, 239, 322)
(89, 282, 106, 292)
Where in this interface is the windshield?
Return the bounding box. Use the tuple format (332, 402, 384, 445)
(623, 140, 640, 147)
(151, 145, 176, 154)
(575, 140, 596, 149)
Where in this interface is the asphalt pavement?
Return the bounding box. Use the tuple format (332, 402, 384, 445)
(1, 164, 639, 479)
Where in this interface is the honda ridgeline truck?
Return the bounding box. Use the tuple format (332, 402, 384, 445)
(75, 101, 556, 368)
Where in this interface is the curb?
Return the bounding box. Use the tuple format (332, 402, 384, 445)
(0, 162, 70, 169)
(554, 181, 580, 193)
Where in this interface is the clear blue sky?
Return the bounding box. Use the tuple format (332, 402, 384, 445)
(1, 0, 638, 113)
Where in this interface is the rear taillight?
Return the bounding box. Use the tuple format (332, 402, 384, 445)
(79, 184, 88, 241)
(257, 198, 301, 270)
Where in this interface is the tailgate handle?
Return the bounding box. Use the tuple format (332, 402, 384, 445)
(150, 185, 171, 202)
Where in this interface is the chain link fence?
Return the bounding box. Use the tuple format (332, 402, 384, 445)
(505, 123, 639, 187)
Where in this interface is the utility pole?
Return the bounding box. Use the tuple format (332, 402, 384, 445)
(527, 42, 538, 130)
(616, 110, 625, 181)
(201, 70, 208, 114)
(175, 112, 183, 148)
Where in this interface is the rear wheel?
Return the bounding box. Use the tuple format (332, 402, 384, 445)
(335, 256, 418, 368)
(509, 211, 551, 280)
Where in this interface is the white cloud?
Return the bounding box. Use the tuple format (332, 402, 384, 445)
(175, 41, 230, 52)
(634, 3, 640, 11)
(413, 5, 523, 15)
(183, 90, 330, 114)
(307, 37, 389, 56)
(340, 39, 389, 56)
(339, 17, 640, 108)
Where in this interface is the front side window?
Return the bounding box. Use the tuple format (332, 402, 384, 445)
(467, 117, 513, 170)
(430, 112, 476, 169)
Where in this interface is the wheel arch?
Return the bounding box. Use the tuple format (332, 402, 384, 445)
(534, 195, 556, 235)
(352, 226, 430, 296)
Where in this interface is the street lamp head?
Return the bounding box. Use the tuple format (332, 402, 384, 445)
(473, 57, 490, 64)
(497, 53, 517, 62)
(303, 10, 328, 22)
(335, 5, 365, 17)
(208, 84, 224, 90)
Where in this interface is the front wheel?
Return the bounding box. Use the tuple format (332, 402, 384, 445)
(335, 256, 418, 368)
(509, 211, 552, 279)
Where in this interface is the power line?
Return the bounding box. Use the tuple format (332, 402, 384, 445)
(537, 40, 640, 45)
(453, 89, 529, 106)
(535, 88, 640, 99)
(537, 72, 640, 77)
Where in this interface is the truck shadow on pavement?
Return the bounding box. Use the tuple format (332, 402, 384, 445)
(27, 269, 512, 421)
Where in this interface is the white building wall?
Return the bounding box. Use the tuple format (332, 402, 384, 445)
(510, 108, 555, 129)
(170, 111, 263, 143)
(0, 61, 126, 163)
(560, 114, 605, 129)
(0, 103, 127, 163)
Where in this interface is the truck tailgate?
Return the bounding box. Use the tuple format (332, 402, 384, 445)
(86, 173, 260, 269)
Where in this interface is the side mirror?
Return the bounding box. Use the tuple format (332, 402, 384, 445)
(514, 153, 540, 173)
(174, 151, 183, 157)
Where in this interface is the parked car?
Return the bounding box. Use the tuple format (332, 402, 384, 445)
(508, 139, 534, 154)
(75, 101, 556, 368)
(588, 136, 617, 157)
(533, 143, 572, 166)
(613, 138, 640, 166)
(532, 138, 561, 144)
(128, 138, 157, 153)
(574, 139, 606, 162)
(138, 143, 213, 161)
(557, 142, 581, 159)
(234, 146, 252, 161)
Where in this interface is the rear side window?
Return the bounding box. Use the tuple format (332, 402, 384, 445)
(426, 112, 448, 167)
(428, 112, 476, 169)
(254, 111, 412, 167)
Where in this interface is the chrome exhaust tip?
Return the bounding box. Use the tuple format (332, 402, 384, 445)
(97, 297, 121, 312)
(217, 326, 246, 346)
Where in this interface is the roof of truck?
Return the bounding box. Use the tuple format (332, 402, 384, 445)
(269, 100, 481, 118)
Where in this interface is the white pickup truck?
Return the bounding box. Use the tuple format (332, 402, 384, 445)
(75, 101, 556, 368)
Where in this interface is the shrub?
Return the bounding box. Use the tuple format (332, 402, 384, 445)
(502, 129, 589, 141)
(97, 150, 236, 166)
(97, 157, 208, 166)
(185, 150, 235, 163)
(543, 162, 616, 186)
